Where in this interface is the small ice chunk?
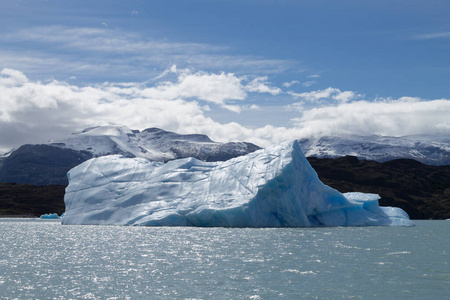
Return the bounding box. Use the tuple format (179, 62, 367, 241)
(39, 213, 61, 219)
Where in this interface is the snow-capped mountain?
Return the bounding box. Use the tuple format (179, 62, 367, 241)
(1, 125, 449, 186)
(49, 125, 260, 162)
(299, 134, 450, 166)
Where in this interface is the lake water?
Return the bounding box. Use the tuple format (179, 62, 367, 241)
(0, 220, 448, 299)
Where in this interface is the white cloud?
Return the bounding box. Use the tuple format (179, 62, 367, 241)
(143, 66, 283, 111)
(331, 90, 357, 103)
(288, 87, 361, 103)
(412, 32, 450, 40)
(142, 71, 247, 108)
(0, 68, 28, 86)
(0, 68, 293, 152)
(153, 64, 180, 80)
(291, 97, 450, 137)
(282, 80, 299, 88)
(1, 26, 224, 54)
(308, 74, 320, 78)
(244, 76, 282, 95)
(302, 80, 317, 87)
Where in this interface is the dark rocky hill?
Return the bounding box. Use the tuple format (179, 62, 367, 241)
(0, 183, 66, 216)
(0, 144, 93, 185)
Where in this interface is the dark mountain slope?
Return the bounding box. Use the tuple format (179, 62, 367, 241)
(0, 144, 93, 185)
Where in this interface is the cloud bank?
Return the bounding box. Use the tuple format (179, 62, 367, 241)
(291, 97, 450, 137)
(1, 68, 449, 153)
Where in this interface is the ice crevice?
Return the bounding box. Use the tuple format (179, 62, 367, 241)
(62, 140, 414, 227)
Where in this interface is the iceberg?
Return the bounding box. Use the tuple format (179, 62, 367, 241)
(62, 140, 414, 227)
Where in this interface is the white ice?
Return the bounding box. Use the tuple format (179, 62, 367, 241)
(62, 140, 414, 227)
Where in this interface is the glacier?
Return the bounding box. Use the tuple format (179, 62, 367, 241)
(62, 140, 414, 227)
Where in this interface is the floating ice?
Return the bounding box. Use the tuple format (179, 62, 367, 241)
(39, 213, 62, 219)
(62, 140, 414, 227)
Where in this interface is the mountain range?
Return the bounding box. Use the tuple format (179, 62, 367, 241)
(299, 134, 450, 166)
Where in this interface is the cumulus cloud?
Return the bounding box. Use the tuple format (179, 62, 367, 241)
(0, 68, 295, 152)
(144, 66, 283, 111)
(143, 71, 246, 107)
(0, 68, 28, 86)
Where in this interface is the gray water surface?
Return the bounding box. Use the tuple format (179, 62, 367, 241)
(0, 220, 448, 299)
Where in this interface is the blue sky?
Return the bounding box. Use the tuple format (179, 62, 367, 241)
(1, 0, 449, 152)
